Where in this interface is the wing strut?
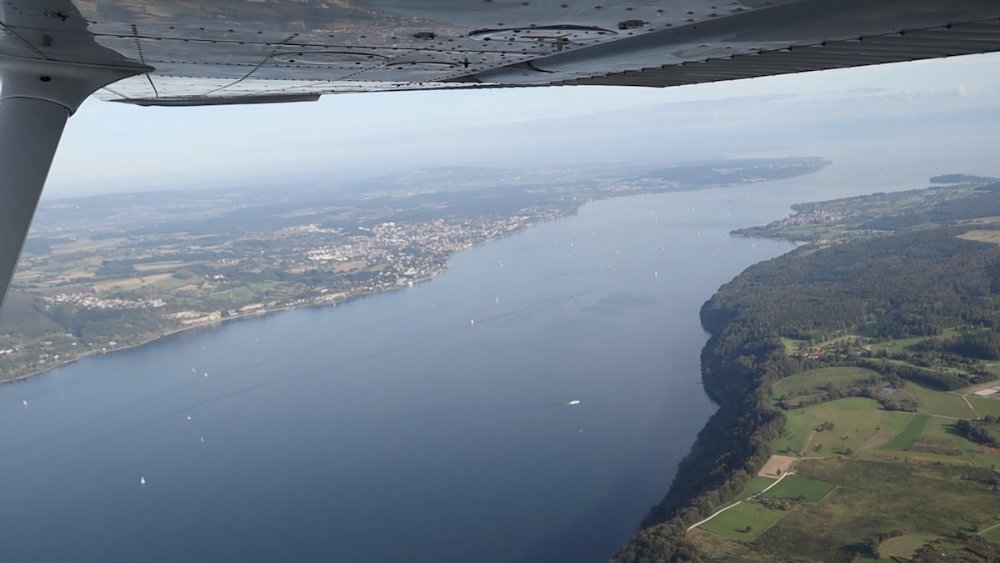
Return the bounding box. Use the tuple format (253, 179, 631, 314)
(0, 59, 142, 310)
(0, 94, 68, 311)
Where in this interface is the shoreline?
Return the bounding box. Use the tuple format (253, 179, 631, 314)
(2, 192, 586, 385)
(617, 211, 1000, 559)
(0, 267, 447, 386)
(614, 231, 798, 560)
(2, 193, 607, 387)
(3, 169, 829, 388)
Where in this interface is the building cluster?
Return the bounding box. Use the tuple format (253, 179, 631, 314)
(44, 293, 167, 310)
(293, 212, 565, 294)
(305, 215, 539, 265)
(779, 209, 846, 227)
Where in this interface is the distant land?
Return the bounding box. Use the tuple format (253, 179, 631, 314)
(734, 173, 1000, 244)
(616, 176, 1000, 562)
(0, 157, 828, 383)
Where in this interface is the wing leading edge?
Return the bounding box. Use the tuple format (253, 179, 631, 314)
(1, 1, 998, 106)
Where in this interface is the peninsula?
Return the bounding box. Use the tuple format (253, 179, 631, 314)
(616, 176, 1000, 562)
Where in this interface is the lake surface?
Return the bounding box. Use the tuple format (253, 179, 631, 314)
(0, 170, 907, 562)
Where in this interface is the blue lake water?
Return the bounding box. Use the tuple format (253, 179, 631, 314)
(0, 170, 904, 562)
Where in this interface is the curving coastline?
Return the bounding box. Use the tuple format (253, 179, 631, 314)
(613, 220, 1000, 561)
(0, 268, 446, 386)
(612, 269, 790, 561)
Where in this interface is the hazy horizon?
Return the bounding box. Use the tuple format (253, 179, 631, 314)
(41, 52, 1000, 199)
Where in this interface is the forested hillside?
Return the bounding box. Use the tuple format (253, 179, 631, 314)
(616, 216, 1000, 561)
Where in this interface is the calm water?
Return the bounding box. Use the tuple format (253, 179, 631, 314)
(0, 171, 904, 562)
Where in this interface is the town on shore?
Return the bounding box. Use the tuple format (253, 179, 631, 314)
(0, 157, 828, 383)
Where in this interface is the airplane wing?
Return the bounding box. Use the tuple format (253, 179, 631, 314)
(1, 0, 1000, 307)
(10, 0, 1000, 104)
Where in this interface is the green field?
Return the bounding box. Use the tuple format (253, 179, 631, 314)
(781, 337, 806, 356)
(981, 523, 1000, 542)
(771, 366, 879, 399)
(970, 395, 1000, 417)
(773, 408, 818, 455)
(921, 417, 1000, 468)
(780, 334, 868, 357)
(877, 410, 912, 436)
(918, 416, 967, 448)
(879, 533, 937, 559)
(908, 383, 975, 419)
(149, 276, 194, 291)
(699, 502, 784, 540)
(742, 476, 778, 498)
(865, 413, 1000, 468)
(882, 414, 929, 451)
(775, 397, 917, 457)
(734, 360, 1000, 561)
(771, 369, 1000, 469)
(870, 328, 961, 354)
(697, 458, 1000, 562)
(799, 398, 890, 455)
(766, 475, 835, 503)
(871, 335, 930, 354)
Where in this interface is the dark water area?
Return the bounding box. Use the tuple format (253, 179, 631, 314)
(0, 170, 906, 562)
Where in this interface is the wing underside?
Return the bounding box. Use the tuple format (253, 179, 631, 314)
(0, 1, 998, 106)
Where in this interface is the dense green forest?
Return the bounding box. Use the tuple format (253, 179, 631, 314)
(614, 226, 1000, 562)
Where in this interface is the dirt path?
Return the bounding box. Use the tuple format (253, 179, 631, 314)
(979, 521, 1000, 536)
(950, 390, 978, 417)
(686, 472, 792, 532)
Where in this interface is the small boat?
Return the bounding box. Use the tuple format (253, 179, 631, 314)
(140, 476, 147, 486)
(566, 400, 582, 406)
(21, 399, 27, 407)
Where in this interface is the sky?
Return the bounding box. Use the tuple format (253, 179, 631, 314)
(45, 52, 1000, 198)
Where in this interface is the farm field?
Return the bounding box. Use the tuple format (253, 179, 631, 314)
(796, 397, 896, 455)
(869, 328, 961, 354)
(675, 182, 1000, 563)
(772, 408, 817, 455)
(878, 533, 937, 560)
(770, 366, 879, 399)
(970, 395, 1000, 417)
(694, 369, 1000, 559)
(982, 523, 1000, 542)
(881, 413, 929, 451)
(742, 476, 779, 496)
(692, 458, 1000, 561)
(908, 383, 975, 418)
(699, 503, 784, 540)
(765, 474, 835, 503)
